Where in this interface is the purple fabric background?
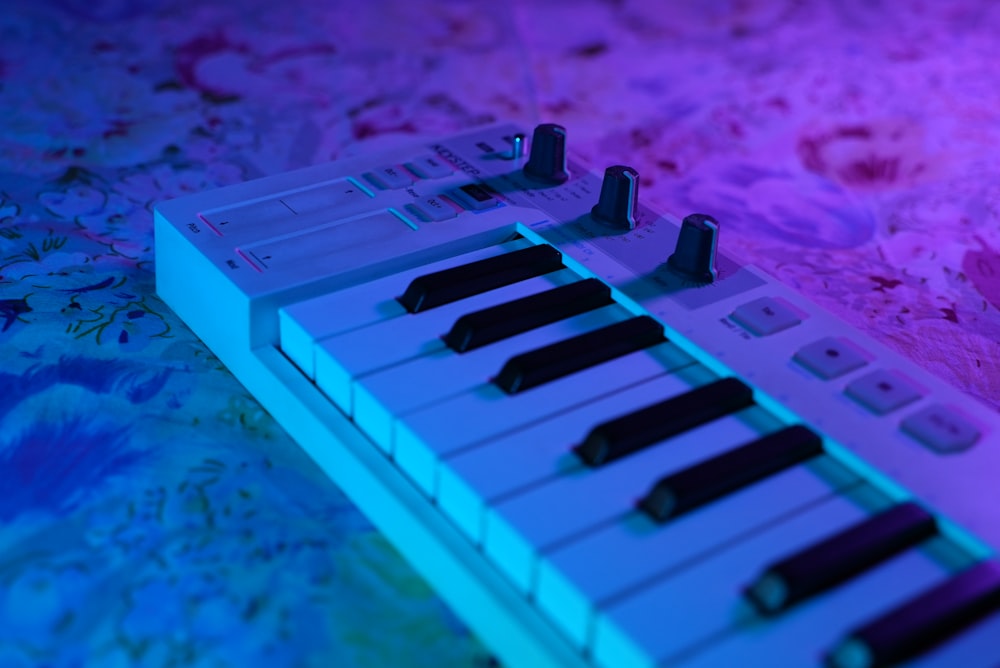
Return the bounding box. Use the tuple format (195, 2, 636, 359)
(2, 0, 999, 665)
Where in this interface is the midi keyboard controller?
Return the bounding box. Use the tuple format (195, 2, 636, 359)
(155, 123, 1000, 667)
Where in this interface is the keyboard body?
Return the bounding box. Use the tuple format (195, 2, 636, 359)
(155, 123, 1000, 667)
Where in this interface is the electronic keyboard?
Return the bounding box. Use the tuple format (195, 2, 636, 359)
(154, 122, 1000, 667)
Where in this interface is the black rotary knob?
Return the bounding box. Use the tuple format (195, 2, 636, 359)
(523, 123, 570, 184)
(592, 165, 639, 230)
(667, 213, 720, 283)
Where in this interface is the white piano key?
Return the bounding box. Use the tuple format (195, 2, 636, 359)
(278, 238, 530, 376)
(483, 405, 789, 594)
(393, 342, 696, 496)
(352, 303, 630, 450)
(661, 543, 960, 668)
(317, 268, 588, 416)
(437, 365, 719, 542)
(534, 455, 862, 647)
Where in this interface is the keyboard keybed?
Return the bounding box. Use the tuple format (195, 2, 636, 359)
(277, 238, 995, 667)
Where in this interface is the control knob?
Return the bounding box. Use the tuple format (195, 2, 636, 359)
(523, 124, 570, 184)
(592, 165, 639, 230)
(667, 213, 720, 283)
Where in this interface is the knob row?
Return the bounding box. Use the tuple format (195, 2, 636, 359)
(520, 123, 720, 284)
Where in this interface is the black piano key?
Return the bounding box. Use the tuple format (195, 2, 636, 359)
(746, 502, 938, 615)
(573, 377, 754, 467)
(397, 244, 563, 313)
(638, 425, 823, 522)
(825, 561, 1000, 668)
(493, 315, 665, 394)
(443, 278, 612, 353)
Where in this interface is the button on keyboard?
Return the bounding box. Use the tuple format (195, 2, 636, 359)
(794, 336, 869, 379)
(405, 196, 458, 222)
(405, 155, 454, 179)
(730, 296, 803, 336)
(451, 183, 499, 211)
(845, 369, 923, 415)
(364, 165, 414, 189)
(901, 404, 981, 453)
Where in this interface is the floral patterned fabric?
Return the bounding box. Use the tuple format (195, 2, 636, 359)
(1, 0, 998, 665)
